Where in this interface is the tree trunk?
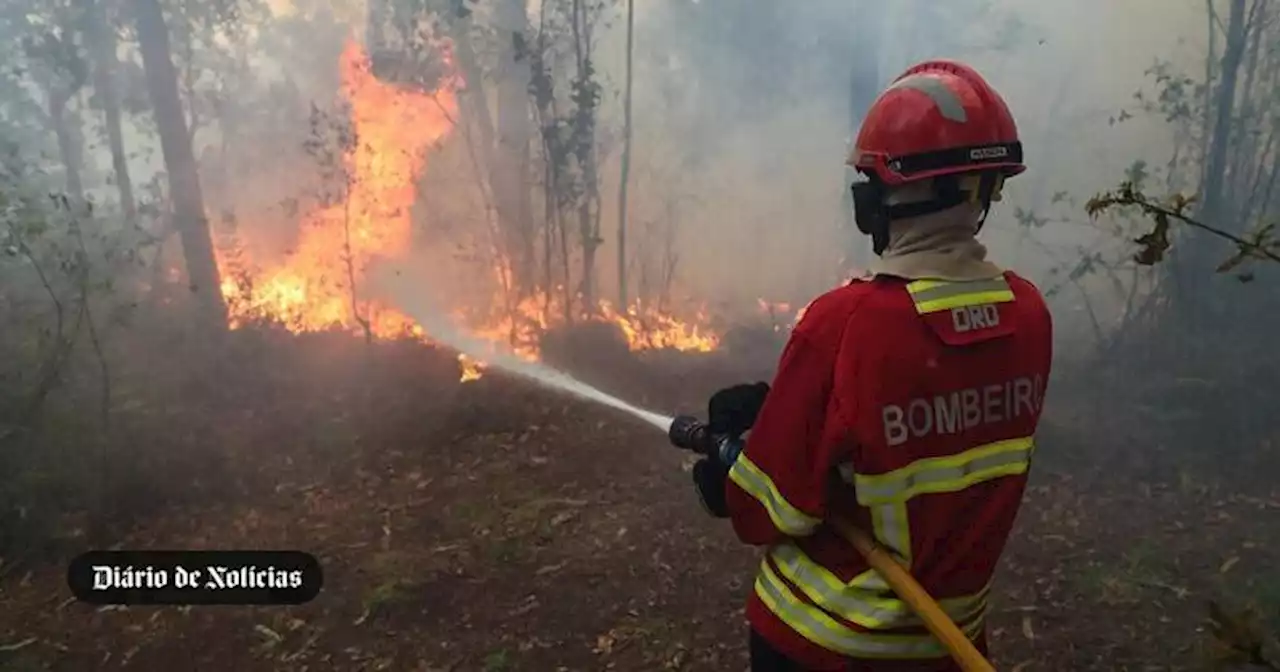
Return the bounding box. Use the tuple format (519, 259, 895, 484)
(1199, 0, 1248, 227)
(1161, 0, 1251, 335)
(449, 19, 500, 186)
(492, 0, 538, 296)
(580, 200, 597, 310)
(1228, 0, 1268, 210)
(447, 5, 537, 297)
(49, 92, 85, 207)
(569, 0, 600, 312)
(616, 0, 634, 307)
(84, 0, 137, 226)
(130, 0, 227, 327)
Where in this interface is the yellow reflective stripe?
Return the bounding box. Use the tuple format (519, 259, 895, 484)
(826, 471, 908, 592)
(755, 559, 986, 660)
(728, 454, 822, 536)
(826, 505, 912, 595)
(870, 503, 912, 561)
(906, 277, 1014, 314)
(769, 543, 990, 630)
(852, 437, 1035, 506)
(846, 567, 889, 592)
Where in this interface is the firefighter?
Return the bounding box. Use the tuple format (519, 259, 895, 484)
(692, 60, 1054, 671)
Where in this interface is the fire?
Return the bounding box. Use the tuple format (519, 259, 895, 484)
(214, 39, 719, 382)
(757, 298, 791, 332)
(757, 299, 791, 313)
(217, 39, 454, 337)
(758, 298, 808, 332)
(600, 301, 718, 351)
(457, 354, 484, 382)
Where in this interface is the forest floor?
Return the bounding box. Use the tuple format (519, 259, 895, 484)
(0, 333, 1277, 672)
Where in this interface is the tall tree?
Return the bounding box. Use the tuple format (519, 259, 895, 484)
(491, 0, 538, 296)
(19, 9, 89, 207)
(129, 0, 226, 326)
(1198, 0, 1249, 229)
(616, 0, 633, 305)
(372, 0, 540, 296)
(567, 0, 603, 309)
(1094, 0, 1280, 459)
(1155, 0, 1260, 323)
(82, 0, 136, 226)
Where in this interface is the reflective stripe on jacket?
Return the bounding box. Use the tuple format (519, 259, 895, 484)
(725, 272, 1053, 669)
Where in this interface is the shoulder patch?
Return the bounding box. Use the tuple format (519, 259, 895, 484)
(905, 277, 1018, 345)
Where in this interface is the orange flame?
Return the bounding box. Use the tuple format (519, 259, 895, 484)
(458, 353, 484, 382)
(600, 301, 718, 351)
(758, 298, 810, 332)
(215, 40, 719, 382)
(217, 40, 454, 337)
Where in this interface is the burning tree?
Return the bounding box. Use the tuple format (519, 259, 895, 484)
(208, 0, 711, 363)
(216, 40, 458, 337)
(130, 0, 230, 328)
(207, 3, 717, 381)
(527, 0, 606, 316)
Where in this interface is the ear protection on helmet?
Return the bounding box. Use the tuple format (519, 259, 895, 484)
(851, 170, 1006, 256)
(851, 176, 890, 255)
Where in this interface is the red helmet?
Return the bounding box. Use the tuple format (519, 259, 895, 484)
(849, 60, 1024, 186)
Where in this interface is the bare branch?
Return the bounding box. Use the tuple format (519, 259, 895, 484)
(69, 215, 111, 428)
(1086, 182, 1280, 271)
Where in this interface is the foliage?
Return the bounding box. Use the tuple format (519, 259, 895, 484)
(527, 0, 615, 312)
(8, 0, 90, 98)
(0, 0, 93, 193)
(0, 13, 50, 150)
(0, 156, 158, 552)
(364, 0, 453, 93)
(1087, 181, 1280, 277)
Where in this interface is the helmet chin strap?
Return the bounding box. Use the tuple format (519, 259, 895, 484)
(853, 172, 1003, 256)
(973, 172, 1002, 234)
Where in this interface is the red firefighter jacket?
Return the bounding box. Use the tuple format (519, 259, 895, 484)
(724, 272, 1053, 671)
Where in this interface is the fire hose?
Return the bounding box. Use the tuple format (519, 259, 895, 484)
(667, 416, 997, 672)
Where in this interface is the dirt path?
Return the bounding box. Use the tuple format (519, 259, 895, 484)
(0, 365, 1276, 671)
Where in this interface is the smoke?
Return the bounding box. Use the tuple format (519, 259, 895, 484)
(530, 0, 1210, 345)
(367, 261, 675, 431)
(55, 0, 1215, 347)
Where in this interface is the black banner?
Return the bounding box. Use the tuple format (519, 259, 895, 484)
(67, 550, 323, 605)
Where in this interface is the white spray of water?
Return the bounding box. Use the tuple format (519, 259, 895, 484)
(378, 270, 675, 432)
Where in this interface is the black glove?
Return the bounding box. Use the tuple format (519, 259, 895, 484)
(692, 457, 730, 518)
(707, 382, 770, 438)
(693, 382, 768, 519)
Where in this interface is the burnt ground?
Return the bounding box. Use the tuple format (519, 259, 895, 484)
(0, 332, 1277, 672)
